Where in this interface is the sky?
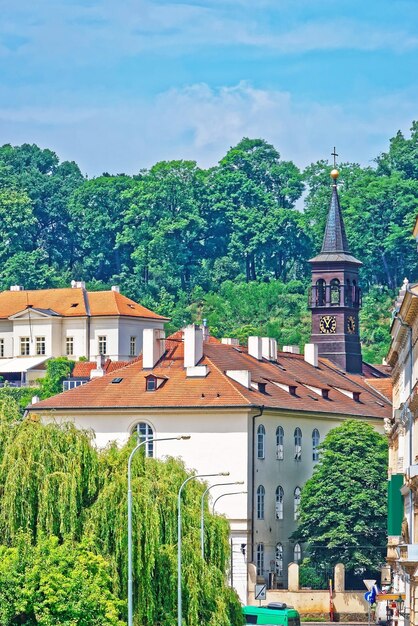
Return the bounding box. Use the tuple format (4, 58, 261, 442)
(0, 0, 417, 176)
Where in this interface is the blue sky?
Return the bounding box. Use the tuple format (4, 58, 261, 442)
(0, 0, 417, 176)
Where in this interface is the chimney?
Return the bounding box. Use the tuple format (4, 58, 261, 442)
(226, 370, 252, 389)
(71, 280, 86, 289)
(91, 354, 106, 378)
(10, 285, 24, 291)
(143, 328, 166, 368)
(111, 285, 120, 293)
(248, 336, 262, 360)
(31, 395, 40, 404)
(184, 325, 203, 367)
(304, 343, 318, 367)
(262, 337, 277, 361)
(201, 319, 209, 342)
(221, 338, 239, 346)
(283, 345, 300, 354)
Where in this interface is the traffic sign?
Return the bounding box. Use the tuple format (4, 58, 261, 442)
(363, 579, 377, 591)
(255, 584, 267, 601)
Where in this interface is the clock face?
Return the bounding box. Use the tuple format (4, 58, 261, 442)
(347, 315, 356, 334)
(319, 315, 337, 334)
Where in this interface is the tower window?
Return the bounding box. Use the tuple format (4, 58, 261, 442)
(330, 278, 340, 305)
(316, 279, 326, 306)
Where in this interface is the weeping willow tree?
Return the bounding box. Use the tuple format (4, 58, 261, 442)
(0, 405, 244, 626)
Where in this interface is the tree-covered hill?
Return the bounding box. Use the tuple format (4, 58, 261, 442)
(1, 125, 417, 361)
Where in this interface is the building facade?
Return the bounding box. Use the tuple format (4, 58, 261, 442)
(0, 282, 167, 384)
(386, 274, 418, 626)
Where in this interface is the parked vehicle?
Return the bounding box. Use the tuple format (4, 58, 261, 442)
(243, 603, 301, 625)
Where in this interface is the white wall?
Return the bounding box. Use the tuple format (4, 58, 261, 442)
(0, 320, 13, 357)
(62, 318, 87, 360)
(118, 318, 164, 360)
(39, 406, 251, 601)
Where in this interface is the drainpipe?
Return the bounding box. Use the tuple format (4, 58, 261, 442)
(251, 405, 264, 563)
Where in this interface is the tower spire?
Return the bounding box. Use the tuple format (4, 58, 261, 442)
(320, 169, 350, 254)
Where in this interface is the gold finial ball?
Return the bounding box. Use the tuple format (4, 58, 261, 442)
(330, 168, 339, 180)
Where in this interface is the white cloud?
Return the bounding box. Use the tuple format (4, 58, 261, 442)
(0, 82, 416, 176)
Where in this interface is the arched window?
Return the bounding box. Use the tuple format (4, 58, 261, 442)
(134, 422, 154, 457)
(257, 424, 266, 459)
(256, 543, 264, 576)
(294, 427, 302, 461)
(276, 426, 284, 460)
(294, 543, 302, 563)
(312, 429, 320, 461)
(275, 543, 284, 577)
(345, 278, 352, 306)
(316, 279, 326, 306)
(275, 486, 284, 520)
(294, 486, 301, 520)
(330, 278, 340, 305)
(257, 485, 265, 519)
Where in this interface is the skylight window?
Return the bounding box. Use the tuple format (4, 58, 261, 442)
(70, 303, 79, 308)
(112, 377, 123, 384)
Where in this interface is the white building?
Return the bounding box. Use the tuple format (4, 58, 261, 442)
(30, 325, 391, 602)
(0, 282, 167, 384)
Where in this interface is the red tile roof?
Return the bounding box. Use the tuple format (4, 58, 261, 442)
(72, 359, 130, 378)
(31, 334, 391, 420)
(0, 288, 168, 320)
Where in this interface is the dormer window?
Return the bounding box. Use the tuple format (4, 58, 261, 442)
(146, 376, 157, 391)
(145, 374, 168, 391)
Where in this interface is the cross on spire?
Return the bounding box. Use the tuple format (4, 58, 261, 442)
(331, 146, 338, 167)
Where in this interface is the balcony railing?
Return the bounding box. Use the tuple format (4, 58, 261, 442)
(308, 284, 362, 308)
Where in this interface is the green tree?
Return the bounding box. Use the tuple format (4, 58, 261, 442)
(0, 533, 125, 625)
(39, 357, 75, 399)
(292, 420, 388, 575)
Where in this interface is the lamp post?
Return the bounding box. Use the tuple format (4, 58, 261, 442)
(128, 434, 190, 626)
(212, 491, 248, 515)
(178, 472, 229, 626)
(200, 480, 244, 559)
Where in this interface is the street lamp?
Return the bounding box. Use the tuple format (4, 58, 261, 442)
(178, 472, 229, 626)
(200, 480, 244, 559)
(127, 433, 190, 626)
(212, 491, 248, 515)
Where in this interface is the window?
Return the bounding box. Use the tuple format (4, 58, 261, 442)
(276, 426, 284, 460)
(257, 485, 265, 520)
(98, 336, 107, 355)
(20, 337, 30, 356)
(330, 278, 340, 305)
(345, 278, 352, 306)
(0, 338, 4, 357)
(257, 424, 265, 459)
(316, 279, 326, 306)
(256, 543, 264, 576)
(294, 487, 301, 520)
(130, 336, 136, 357)
(63, 380, 86, 391)
(275, 543, 284, 577)
(66, 337, 74, 356)
(312, 429, 320, 461)
(36, 336, 46, 356)
(294, 543, 302, 563)
(146, 376, 157, 391)
(275, 486, 284, 520)
(135, 422, 154, 457)
(294, 427, 302, 461)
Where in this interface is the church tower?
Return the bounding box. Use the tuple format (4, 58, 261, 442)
(308, 167, 363, 373)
